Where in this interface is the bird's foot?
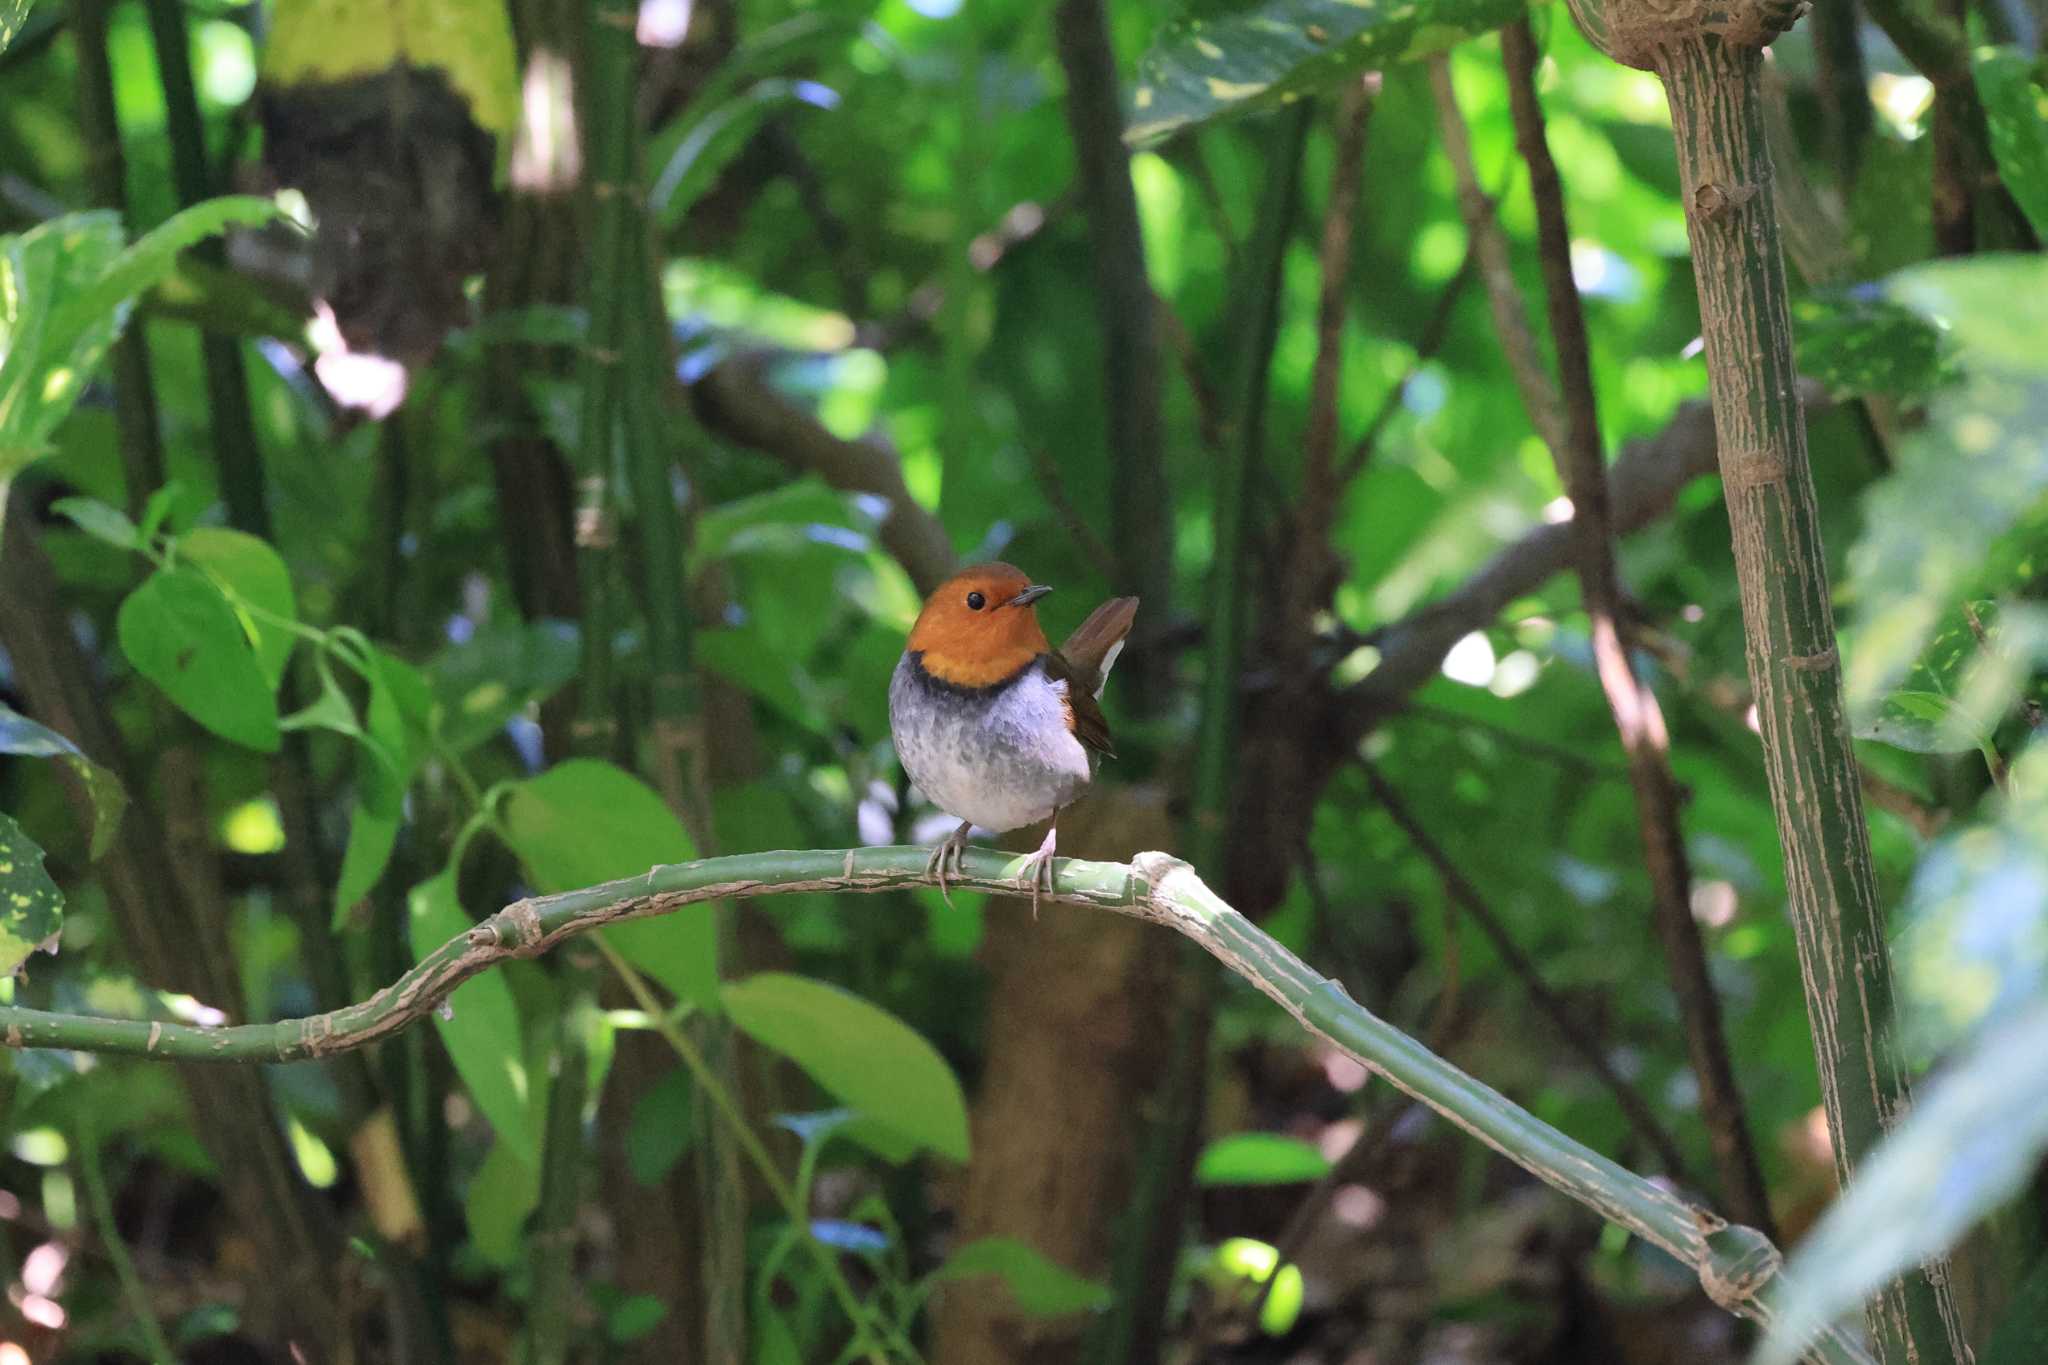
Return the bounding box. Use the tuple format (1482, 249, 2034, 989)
(925, 822, 973, 908)
(1014, 824, 1058, 920)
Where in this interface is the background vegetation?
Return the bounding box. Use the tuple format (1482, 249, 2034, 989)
(1, 0, 2046, 1361)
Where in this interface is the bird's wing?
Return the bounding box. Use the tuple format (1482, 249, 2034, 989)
(1056, 597, 1139, 699)
(1045, 650, 1117, 757)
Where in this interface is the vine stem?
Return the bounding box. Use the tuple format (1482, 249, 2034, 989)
(7, 845, 1870, 1364)
(597, 941, 913, 1365)
(76, 1112, 179, 1364)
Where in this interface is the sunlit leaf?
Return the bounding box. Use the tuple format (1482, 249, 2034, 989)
(0, 812, 62, 978)
(1974, 47, 2048, 242)
(116, 567, 281, 752)
(501, 759, 714, 1005)
(722, 971, 969, 1162)
(178, 527, 299, 690)
(1793, 291, 1953, 404)
(1195, 1132, 1333, 1185)
(928, 1237, 1111, 1318)
(1126, 0, 1524, 148)
(410, 870, 538, 1164)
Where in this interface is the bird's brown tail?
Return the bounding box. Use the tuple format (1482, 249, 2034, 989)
(1058, 597, 1139, 699)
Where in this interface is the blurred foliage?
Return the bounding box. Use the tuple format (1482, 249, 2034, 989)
(0, 0, 2045, 1361)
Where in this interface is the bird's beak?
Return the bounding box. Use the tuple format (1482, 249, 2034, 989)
(1006, 584, 1053, 608)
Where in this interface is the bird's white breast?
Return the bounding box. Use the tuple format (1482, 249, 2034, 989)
(889, 654, 1093, 834)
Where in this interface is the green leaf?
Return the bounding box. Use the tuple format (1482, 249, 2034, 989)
(0, 1, 31, 57)
(1793, 292, 1954, 405)
(1856, 689, 1983, 755)
(501, 759, 715, 1006)
(0, 812, 62, 978)
(51, 197, 283, 350)
(0, 213, 126, 477)
(626, 1066, 697, 1185)
(178, 528, 298, 691)
(424, 620, 579, 753)
(721, 972, 969, 1162)
(334, 647, 426, 926)
(1756, 997, 2048, 1365)
(464, 1137, 539, 1267)
(51, 496, 139, 550)
(1125, 0, 1523, 148)
(928, 1237, 1110, 1318)
(1844, 256, 2048, 712)
(264, 0, 519, 139)
(1974, 47, 2048, 242)
(652, 80, 827, 228)
(0, 703, 126, 858)
(116, 567, 281, 752)
(409, 871, 538, 1164)
(1195, 1132, 1332, 1186)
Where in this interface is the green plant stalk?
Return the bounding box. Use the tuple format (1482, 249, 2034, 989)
(76, 1116, 179, 1365)
(0, 844, 1870, 1364)
(143, 0, 267, 537)
(1558, 2, 1970, 1358)
(599, 943, 908, 1365)
(524, 973, 596, 1365)
(71, 0, 166, 516)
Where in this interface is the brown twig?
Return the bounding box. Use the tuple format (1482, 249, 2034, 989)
(1426, 54, 1569, 458)
(1499, 18, 1774, 1236)
(1358, 762, 1696, 1185)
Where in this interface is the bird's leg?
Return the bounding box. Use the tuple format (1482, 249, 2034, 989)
(1014, 817, 1060, 920)
(926, 820, 973, 907)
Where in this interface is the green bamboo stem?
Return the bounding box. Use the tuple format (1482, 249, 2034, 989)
(1560, 3, 1967, 1361)
(523, 972, 595, 1365)
(0, 843, 1869, 1363)
(143, 0, 267, 537)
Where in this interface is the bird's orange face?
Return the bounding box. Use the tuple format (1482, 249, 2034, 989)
(906, 563, 1054, 687)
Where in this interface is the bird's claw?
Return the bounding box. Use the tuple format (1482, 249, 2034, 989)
(926, 823, 971, 908)
(1015, 826, 1059, 919)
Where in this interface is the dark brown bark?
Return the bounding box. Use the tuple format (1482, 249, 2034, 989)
(1499, 18, 1775, 1237)
(0, 493, 345, 1353)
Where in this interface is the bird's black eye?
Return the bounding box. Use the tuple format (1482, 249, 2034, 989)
(966, 591, 986, 611)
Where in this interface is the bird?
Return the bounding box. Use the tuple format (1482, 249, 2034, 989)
(890, 563, 1139, 914)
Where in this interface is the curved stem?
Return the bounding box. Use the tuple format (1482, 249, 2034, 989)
(3, 844, 1873, 1364)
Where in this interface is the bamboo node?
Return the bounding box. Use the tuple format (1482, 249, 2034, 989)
(1783, 646, 1838, 673)
(1697, 1222, 1781, 1310)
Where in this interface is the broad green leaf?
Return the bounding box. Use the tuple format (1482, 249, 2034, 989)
(1974, 47, 2048, 242)
(0, 702, 126, 858)
(1856, 689, 1983, 756)
(928, 1237, 1111, 1318)
(464, 1137, 539, 1266)
(117, 567, 281, 752)
(51, 496, 138, 550)
(687, 477, 870, 570)
(410, 871, 537, 1164)
(626, 1066, 697, 1185)
(653, 80, 833, 228)
(0, 213, 126, 477)
(1125, 0, 1523, 148)
(50, 198, 283, 355)
(424, 620, 579, 753)
(500, 759, 714, 1005)
(0, 1, 30, 57)
(1844, 256, 2048, 713)
(179, 528, 298, 690)
(0, 812, 62, 978)
(721, 971, 969, 1162)
(1793, 292, 1954, 405)
(1210, 1237, 1306, 1336)
(1195, 1132, 1332, 1186)
(1756, 997, 2048, 1365)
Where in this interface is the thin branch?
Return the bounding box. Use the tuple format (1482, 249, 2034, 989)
(1338, 251, 1474, 485)
(1500, 17, 1775, 1238)
(692, 350, 957, 596)
(0, 844, 1869, 1364)
(1357, 763, 1695, 1185)
(1426, 54, 1569, 458)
